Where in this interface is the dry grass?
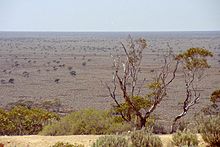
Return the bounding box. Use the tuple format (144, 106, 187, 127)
(0, 134, 206, 147)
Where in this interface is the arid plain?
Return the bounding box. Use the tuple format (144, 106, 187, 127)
(0, 32, 220, 125)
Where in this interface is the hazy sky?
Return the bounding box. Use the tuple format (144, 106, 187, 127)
(0, 0, 220, 32)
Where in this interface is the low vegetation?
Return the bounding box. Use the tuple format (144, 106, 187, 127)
(92, 130, 162, 147)
(0, 106, 59, 135)
(51, 142, 84, 147)
(199, 115, 220, 147)
(172, 130, 199, 147)
(92, 136, 128, 147)
(130, 130, 162, 147)
(40, 109, 132, 135)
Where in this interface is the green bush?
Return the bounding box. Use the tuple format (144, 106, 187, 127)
(200, 115, 220, 147)
(172, 130, 198, 147)
(92, 136, 128, 147)
(0, 108, 15, 135)
(40, 109, 132, 135)
(51, 142, 84, 147)
(130, 130, 162, 147)
(0, 106, 59, 135)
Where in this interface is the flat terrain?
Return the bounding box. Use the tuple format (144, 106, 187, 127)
(0, 134, 206, 147)
(0, 32, 220, 125)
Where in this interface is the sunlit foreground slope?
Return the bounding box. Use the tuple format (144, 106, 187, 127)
(0, 134, 206, 147)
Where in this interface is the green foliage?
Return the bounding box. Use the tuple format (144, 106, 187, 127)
(0, 106, 59, 135)
(92, 136, 128, 147)
(51, 142, 84, 147)
(40, 109, 132, 135)
(175, 47, 213, 71)
(172, 130, 199, 147)
(130, 130, 162, 147)
(148, 81, 161, 90)
(199, 115, 220, 147)
(113, 95, 152, 129)
(0, 108, 15, 135)
(114, 96, 151, 117)
(210, 89, 220, 103)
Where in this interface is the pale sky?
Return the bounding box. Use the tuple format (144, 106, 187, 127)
(0, 0, 220, 32)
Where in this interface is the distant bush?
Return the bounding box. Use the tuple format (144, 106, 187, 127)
(0, 106, 59, 135)
(130, 130, 162, 147)
(6, 98, 64, 113)
(70, 71, 76, 76)
(92, 136, 128, 147)
(40, 109, 132, 135)
(199, 115, 220, 147)
(172, 130, 199, 147)
(8, 78, 14, 84)
(82, 62, 86, 66)
(51, 142, 84, 147)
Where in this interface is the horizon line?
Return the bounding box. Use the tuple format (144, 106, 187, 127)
(0, 30, 220, 33)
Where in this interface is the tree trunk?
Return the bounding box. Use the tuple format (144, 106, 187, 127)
(136, 116, 146, 130)
(171, 111, 187, 133)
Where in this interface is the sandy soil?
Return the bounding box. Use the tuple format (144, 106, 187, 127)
(0, 32, 220, 126)
(0, 134, 206, 147)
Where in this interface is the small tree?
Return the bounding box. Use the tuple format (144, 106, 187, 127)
(210, 89, 220, 104)
(171, 48, 213, 132)
(106, 36, 178, 129)
(202, 89, 220, 116)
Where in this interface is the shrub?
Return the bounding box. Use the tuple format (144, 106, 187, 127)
(130, 130, 162, 147)
(199, 115, 220, 146)
(92, 136, 128, 147)
(51, 142, 84, 147)
(172, 130, 199, 147)
(0, 106, 59, 135)
(40, 109, 132, 135)
(82, 62, 86, 66)
(70, 71, 76, 76)
(0, 108, 15, 135)
(8, 78, 14, 84)
(210, 89, 220, 103)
